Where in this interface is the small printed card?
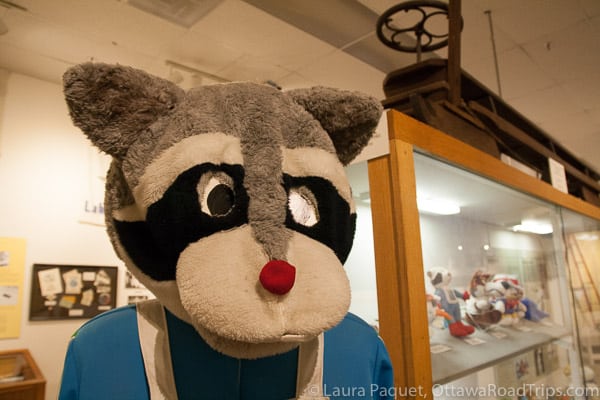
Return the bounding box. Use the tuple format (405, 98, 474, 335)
(514, 325, 533, 332)
(463, 337, 486, 346)
(430, 344, 452, 354)
(489, 331, 508, 339)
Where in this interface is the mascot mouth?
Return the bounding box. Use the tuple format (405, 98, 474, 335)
(189, 320, 318, 359)
(280, 334, 312, 342)
(193, 323, 313, 359)
(200, 325, 313, 345)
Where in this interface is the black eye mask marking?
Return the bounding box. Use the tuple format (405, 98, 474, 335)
(283, 175, 355, 264)
(114, 163, 248, 281)
(114, 168, 353, 281)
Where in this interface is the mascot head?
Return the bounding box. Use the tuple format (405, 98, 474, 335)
(63, 63, 382, 359)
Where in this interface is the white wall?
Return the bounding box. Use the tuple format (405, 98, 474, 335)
(0, 70, 123, 399)
(420, 213, 544, 291)
(0, 69, 382, 399)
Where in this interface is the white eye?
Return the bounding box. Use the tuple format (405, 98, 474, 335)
(197, 172, 235, 217)
(288, 187, 319, 227)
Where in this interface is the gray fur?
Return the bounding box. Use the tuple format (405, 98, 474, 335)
(103, 161, 134, 251)
(287, 87, 383, 165)
(64, 62, 383, 269)
(63, 63, 184, 159)
(118, 83, 335, 190)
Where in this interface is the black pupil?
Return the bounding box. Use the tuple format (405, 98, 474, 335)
(207, 184, 234, 216)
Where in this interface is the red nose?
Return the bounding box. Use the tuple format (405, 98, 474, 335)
(259, 260, 296, 295)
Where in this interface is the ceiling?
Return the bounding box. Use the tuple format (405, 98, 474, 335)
(0, 0, 599, 179)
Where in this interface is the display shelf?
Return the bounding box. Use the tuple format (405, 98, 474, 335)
(430, 321, 571, 384)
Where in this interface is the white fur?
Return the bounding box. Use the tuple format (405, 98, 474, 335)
(177, 226, 350, 358)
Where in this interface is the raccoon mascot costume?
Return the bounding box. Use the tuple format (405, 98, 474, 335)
(58, 63, 393, 400)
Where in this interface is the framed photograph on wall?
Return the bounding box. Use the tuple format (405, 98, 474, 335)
(29, 264, 118, 320)
(124, 270, 154, 305)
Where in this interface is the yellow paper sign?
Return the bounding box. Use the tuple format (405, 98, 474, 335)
(0, 238, 26, 339)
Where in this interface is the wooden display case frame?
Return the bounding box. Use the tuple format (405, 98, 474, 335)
(367, 110, 600, 398)
(0, 349, 45, 400)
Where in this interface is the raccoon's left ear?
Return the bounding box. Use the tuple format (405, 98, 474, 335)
(287, 87, 383, 165)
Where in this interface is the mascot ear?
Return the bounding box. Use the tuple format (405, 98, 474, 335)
(63, 63, 184, 159)
(287, 87, 383, 165)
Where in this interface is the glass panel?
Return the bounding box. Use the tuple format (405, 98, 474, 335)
(414, 152, 585, 396)
(345, 161, 380, 328)
(561, 208, 600, 388)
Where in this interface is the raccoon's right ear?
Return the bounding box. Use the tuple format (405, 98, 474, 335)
(63, 63, 184, 159)
(287, 87, 382, 166)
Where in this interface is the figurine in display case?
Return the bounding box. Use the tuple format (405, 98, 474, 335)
(426, 293, 453, 330)
(521, 283, 550, 323)
(427, 267, 474, 337)
(464, 270, 502, 329)
(492, 274, 528, 326)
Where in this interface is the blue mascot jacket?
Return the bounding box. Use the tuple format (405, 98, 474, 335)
(59, 303, 394, 400)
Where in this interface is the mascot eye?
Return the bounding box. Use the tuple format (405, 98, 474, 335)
(197, 172, 235, 217)
(288, 187, 319, 227)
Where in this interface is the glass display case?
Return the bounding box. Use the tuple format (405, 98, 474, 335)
(416, 152, 583, 397)
(367, 110, 600, 399)
(0, 349, 45, 400)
